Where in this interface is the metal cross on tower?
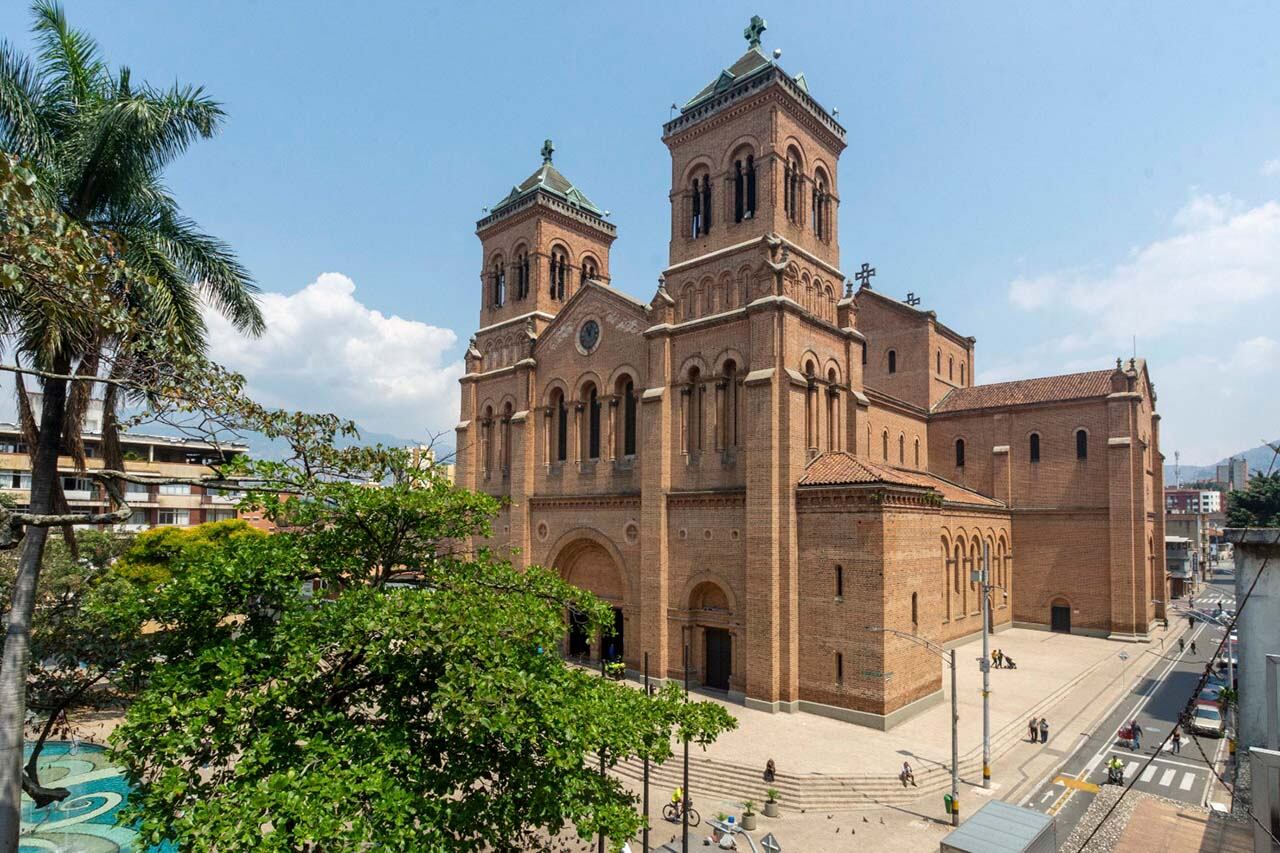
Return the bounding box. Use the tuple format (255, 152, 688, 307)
(854, 262, 876, 290)
(744, 15, 767, 48)
(541, 139, 554, 164)
(905, 292, 921, 306)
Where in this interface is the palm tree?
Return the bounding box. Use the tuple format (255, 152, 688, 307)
(0, 3, 263, 843)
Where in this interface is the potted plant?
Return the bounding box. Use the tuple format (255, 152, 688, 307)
(763, 788, 780, 817)
(711, 813, 729, 843)
(741, 799, 757, 831)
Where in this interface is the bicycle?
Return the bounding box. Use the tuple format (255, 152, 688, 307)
(662, 801, 701, 826)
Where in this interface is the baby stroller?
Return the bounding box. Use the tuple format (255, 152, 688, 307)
(1002, 656, 1017, 670)
(1117, 724, 1136, 750)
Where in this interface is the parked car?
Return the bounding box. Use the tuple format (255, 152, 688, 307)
(1196, 684, 1225, 708)
(1189, 702, 1225, 738)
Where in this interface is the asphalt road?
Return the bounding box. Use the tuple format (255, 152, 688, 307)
(1020, 563, 1236, 841)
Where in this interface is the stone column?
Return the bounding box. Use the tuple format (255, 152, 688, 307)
(1231, 529, 1280, 751)
(640, 331, 674, 680)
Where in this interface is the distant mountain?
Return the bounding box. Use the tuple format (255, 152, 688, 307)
(1164, 440, 1279, 486)
(124, 418, 434, 463)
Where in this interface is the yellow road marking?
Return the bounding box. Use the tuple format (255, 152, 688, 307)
(1053, 776, 1100, 794)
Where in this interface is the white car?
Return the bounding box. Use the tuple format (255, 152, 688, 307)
(1189, 702, 1225, 738)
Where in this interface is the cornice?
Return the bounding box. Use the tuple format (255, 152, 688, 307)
(477, 192, 617, 242)
(666, 488, 746, 508)
(529, 493, 641, 510)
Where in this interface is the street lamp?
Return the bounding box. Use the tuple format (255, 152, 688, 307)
(867, 625, 960, 826)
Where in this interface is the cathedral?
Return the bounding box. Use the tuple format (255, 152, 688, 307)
(454, 18, 1166, 729)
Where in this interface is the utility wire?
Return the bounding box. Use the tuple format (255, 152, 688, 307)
(1070, 448, 1280, 852)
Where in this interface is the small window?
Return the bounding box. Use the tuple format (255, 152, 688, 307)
(911, 592, 918, 628)
(836, 652, 844, 685)
(836, 564, 843, 598)
(955, 438, 966, 468)
(1030, 433, 1041, 463)
(1076, 429, 1088, 460)
(887, 350, 897, 374)
(960, 363, 966, 385)
(936, 350, 941, 373)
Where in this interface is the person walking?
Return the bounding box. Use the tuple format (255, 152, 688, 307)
(1038, 717, 1049, 745)
(1029, 716, 1039, 743)
(1179, 637, 1185, 653)
(1130, 719, 1143, 751)
(1191, 640, 1198, 656)
(1172, 726, 1183, 755)
(900, 761, 916, 787)
(992, 649, 1000, 670)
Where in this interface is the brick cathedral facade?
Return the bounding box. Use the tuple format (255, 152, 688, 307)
(454, 21, 1166, 728)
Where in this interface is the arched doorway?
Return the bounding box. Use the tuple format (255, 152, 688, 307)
(553, 537, 627, 662)
(688, 580, 735, 691)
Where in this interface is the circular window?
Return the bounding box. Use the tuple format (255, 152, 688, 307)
(703, 529, 713, 540)
(578, 319, 601, 354)
(730, 529, 740, 541)
(678, 528, 688, 540)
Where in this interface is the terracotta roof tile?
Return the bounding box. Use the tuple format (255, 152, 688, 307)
(932, 370, 1113, 414)
(798, 452, 1004, 507)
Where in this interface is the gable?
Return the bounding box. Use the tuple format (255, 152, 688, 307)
(533, 281, 648, 359)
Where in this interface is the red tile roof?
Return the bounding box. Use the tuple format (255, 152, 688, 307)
(798, 452, 1004, 507)
(932, 370, 1114, 414)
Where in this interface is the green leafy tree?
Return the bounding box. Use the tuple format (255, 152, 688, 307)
(113, 518, 265, 585)
(1227, 471, 1280, 528)
(0, 1, 263, 840)
(110, 453, 736, 851)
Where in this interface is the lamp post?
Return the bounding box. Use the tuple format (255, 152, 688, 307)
(977, 541, 991, 789)
(867, 626, 959, 826)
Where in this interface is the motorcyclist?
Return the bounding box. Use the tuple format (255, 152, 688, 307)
(1107, 756, 1125, 784)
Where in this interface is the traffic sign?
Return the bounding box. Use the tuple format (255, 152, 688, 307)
(760, 832, 781, 853)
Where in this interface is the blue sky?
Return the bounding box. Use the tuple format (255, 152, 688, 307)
(3, 2, 1278, 463)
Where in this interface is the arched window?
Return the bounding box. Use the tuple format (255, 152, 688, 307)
(1076, 429, 1088, 460)
(812, 172, 830, 239)
(936, 350, 942, 373)
(549, 248, 568, 300)
(803, 360, 817, 450)
(734, 157, 746, 222)
(585, 385, 601, 460)
(784, 153, 801, 223)
(911, 592, 918, 629)
(745, 155, 756, 219)
(960, 363, 966, 386)
(691, 174, 711, 236)
(914, 437, 921, 468)
(491, 259, 506, 308)
(948, 356, 954, 381)
(552, 390, 568, 462)
(825, 367, 838, 451)
(701, 175, 712, 234)
(619, 378, 637, 457)
(942, 538, 952, 620)
(723, 361, 740, 448)
(515, 249, 530, 300)
(887, 350, 897, 374)
(581, 256, 598, 286)
(1029, 432, 1041, 463)
(501, 402, 513, 474)
(686, 366, 703, 453)
(482, 405, 494, 474)
(835, 564, 843, 598)
(882, 429, 889, 461)
(955, 438, 966, 467)
(835, 652, 844, 685)
(899, 433, 905, 465)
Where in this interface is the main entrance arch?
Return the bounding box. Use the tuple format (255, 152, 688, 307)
(549, 531, 630, 663)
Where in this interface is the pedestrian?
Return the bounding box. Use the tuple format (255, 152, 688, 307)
(1131, 719, 1143, 751)
(1172, 726, 1182, 755)
(1191, 640, 1198, 656)
(992, 649, 999, 670)
(1179, 637, 1185, 653)
(1029, 716, 1039, 743)
(764, 759, 776, 783)
(900, 761, 916, 787)
(1038, 717, 1049, 745)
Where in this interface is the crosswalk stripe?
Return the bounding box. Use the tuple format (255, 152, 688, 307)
(1160, 769, 1177, 787)
(1140, 765, 1156, 782)
(1126, 762, 1140, 780)
(1179, 772, 1195, 790)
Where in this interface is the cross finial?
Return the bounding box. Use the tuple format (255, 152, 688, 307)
(541, 139, 554, 164)
(854, 262, 876, 290)
(744, 15, 767, 48)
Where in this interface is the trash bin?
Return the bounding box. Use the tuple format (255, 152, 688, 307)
(944, 794, 954, 814)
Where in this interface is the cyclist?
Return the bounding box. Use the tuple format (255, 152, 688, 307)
(1107, 756, 1125, 784)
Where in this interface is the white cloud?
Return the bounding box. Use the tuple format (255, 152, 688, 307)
(1007, 192, 1280, 348)
(1262, 159, 1280, 177)
(204, 273, 463, 439)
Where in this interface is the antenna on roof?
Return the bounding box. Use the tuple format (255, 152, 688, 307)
(832, 106, 839, 117)
(670, 102, 678, 117)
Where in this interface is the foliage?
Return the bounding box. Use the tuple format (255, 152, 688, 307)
(741, 800, 755, 815)
(1226, 472, 1280, 528)
(110, 456, 736, 851)
(765, 788, 779, 803)
(113, 518, 264, 585)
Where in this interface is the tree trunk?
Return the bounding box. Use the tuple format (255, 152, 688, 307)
(0, 375, 67, 850)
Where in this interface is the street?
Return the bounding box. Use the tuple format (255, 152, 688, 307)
(1020, 561, 1236, 838)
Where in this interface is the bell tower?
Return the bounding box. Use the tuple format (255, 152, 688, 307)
(661, 17, 846, 281)
(474, 140, 616, 331)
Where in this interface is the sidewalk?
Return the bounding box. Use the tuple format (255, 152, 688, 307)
(614, 623, 1180, 811)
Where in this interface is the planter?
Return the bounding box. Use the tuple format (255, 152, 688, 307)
(763, 801, 779, 818)
(741, 813, 757, 831)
